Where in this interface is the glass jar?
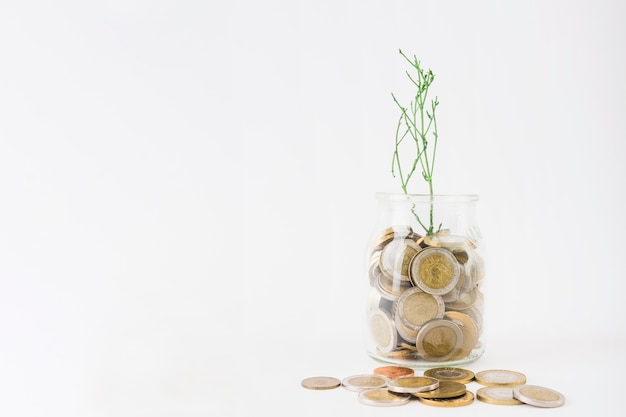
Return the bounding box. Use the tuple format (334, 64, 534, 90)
(365, 193, 486, 367)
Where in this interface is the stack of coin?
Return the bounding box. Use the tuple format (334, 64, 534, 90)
(371, 372, 474, 407)
(366, 225, 485, 364)
(302, 367, 564, 409)
(474, 370, 566, 408)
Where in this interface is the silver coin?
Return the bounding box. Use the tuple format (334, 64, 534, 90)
(358, 388, 411, 407)
(342, 374, 389, 392)
(368, 309, 397, 353)
(513, 385, 566, 408)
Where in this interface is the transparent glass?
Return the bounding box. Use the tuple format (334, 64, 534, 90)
(365, 193, 486, 368)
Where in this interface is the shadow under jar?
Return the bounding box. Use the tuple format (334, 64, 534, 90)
(366, 193, 486, 368)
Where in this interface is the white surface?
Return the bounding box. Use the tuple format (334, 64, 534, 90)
(1, 1, 625, 416)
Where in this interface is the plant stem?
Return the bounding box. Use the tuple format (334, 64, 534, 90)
(391, 50, 440, 235)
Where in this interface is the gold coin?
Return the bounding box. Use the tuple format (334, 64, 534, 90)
(398, 340, 417, 350)
(473, 253, 486, 282)
(411, 381, 467, 399)
(512, 385, 566, 408)
(410, 247, 460, 295)
(443, 311, 479, 360)
(418, 391, 474, 407)
(373, 366, 414, 379)
(342, 374, 389, 392)
(377, 272, 413, 300)
(445, 287, 479, 310)
(368, 309, 397, 353)
(358, 388, 411, 407)
(371, 225, 414, 252)
(458, 263, 476, 294)
(368, 252, 382, 286)
(476, 386, 523, 405)
(380, 238, 421, 281)
(465, 305, 484, 336)
(397, 287, 445, 331)
(301, 376, 341, 390)
(416, 319, 463, 362)
(394, 313, 418, 343)
(475, 369, 527, 387)
(387, 376, 439, 394)
(377, 348, 415, 359)
(424, 367, 475, 384)
(451, 248, 470, 264)
(424, 234, 476, 249)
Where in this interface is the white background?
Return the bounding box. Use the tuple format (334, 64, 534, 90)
(1, 1, 625, 416)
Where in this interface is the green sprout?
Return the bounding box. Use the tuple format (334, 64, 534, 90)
(391, 49, 441, 235)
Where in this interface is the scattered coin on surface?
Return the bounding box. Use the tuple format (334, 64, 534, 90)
(301, 376, 341, 390)
(475, 369, 527, 387)
(418, 391, 475, 407)
(476, 386, 523, 405)
(387, 376, 439, 394)
(358, 388, 411, 407)
(513, 384, 566, 408)
(424, 367, 475, 384)
(341, 374, 389, 392)
(373, 365, 414, 379)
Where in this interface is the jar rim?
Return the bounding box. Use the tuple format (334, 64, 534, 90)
(375, 192, 479, 202)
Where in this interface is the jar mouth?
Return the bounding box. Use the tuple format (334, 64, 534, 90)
(375, 192, 479, 203)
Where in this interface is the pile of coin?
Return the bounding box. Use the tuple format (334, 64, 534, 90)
(301, 367, 566, 408)
(367, 225, 485, 364)
(474, 369, 566, 408)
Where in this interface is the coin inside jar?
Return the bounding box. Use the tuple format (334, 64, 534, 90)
(409, 247, 460, 295)
(443, 311, 479, 360)
(376, 271, 413, 300)
(424, 233, 476, 249)
(379, 238, 422, 281)
(368, 309, 397, 353)
(396, 287, 445, 332)
(416, 319, 463, 362)
(371, 225, 415, 252)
